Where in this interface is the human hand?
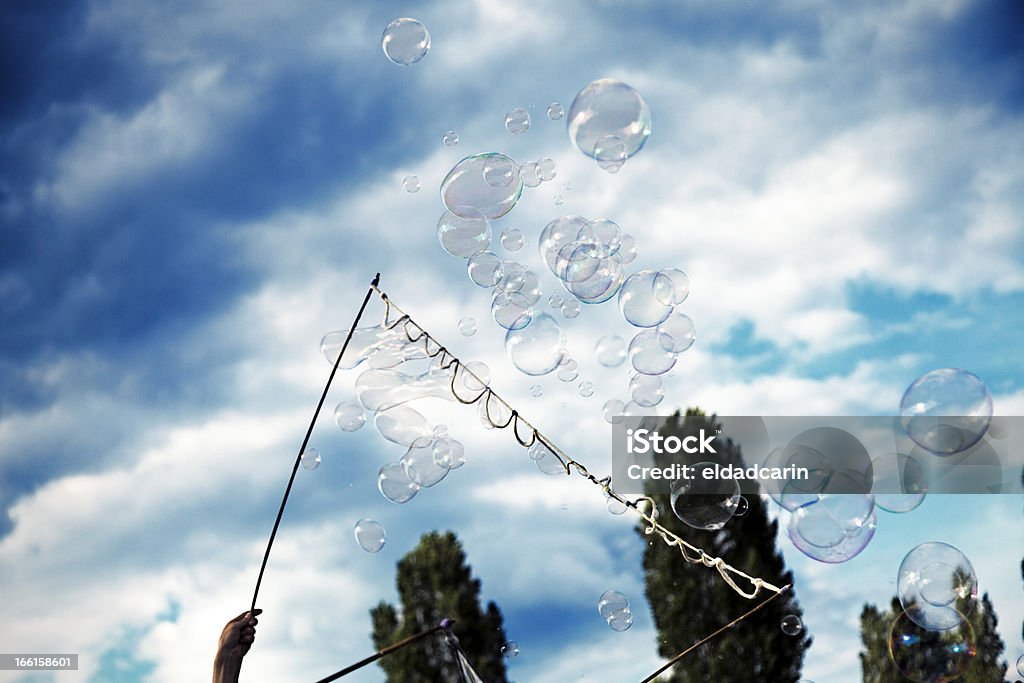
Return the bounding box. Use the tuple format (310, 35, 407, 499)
(217, 609, 262, 662)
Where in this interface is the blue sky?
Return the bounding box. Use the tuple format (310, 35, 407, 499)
(1, 1, 1022, 682)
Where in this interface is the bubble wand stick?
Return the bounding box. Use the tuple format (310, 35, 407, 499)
(249, 273, 381, 613)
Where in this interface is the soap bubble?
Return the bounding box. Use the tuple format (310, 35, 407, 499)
(557, 363, 579, 382)
(654, 268, 690, 305)
(781, 615, 803, 636)
(437, 208, 491, 258)
(579, 381, 594, 397)
(460, 360, 490, 392)
(535, 448, 567, 475)
(619, 270, 673, 328)
(335, 401, 366, 432)
(548, 294, 564, 308)
(530, 384, 543, 398)
(578, 219, 621, 258)
(401, 440, 450, 487)
(607, 609, 633, 632)
(492, 291, 533, 330)
(467, 251, 505, 287)
(443, 130, 459, 146)
(900, 368, 992, 455)
(1016, 654, 1024, 676)
(594, 134, 627, 173)
(595, 335, 627, 367)
(553, 194, 564, 205)
(354, 519, 386, 553)
(567, 79, 651, 163)
(446, 439, 467, 469)
(603, 399, 626, 424)
(618, 233, 638, 264)
(628, 330, 677, 375)
(506, 313, 566, 376)
(871, 452, 927, 513)
(539, 215, 590, 273)
(374, 405, 433, 447)
(888, 610, 976, 683)
(566, 254, 625, 304)
(521, 161, 541, 187)
(381, 18, 430, 66)
(598, 590, 633, 632)
(561, 299, 581, 319)
(537, 158, 557, 181)
(734, 496, 749, 517)
(657, 312, 696, 353)
(547, 102, 564, 120)
(496, 260, 527, 293)
(300, 447, 321, 471)
(478, 393, 513, 429)
(500, 227, 524, 251)
(403, 175, 421, 193)
(378, 461, 420, 503)
(607, 497, 627, 515)
(629, 373, 664, 407)
(505, 107, 531, 134)
(501, 641, 519, 659)
(459, 317, 477, 337)
(786, 500, 877, 563)
(433, 424, 448, 438)
(897, 542, 978, 630)
(441, 153, 523, 220)
(670, 462, 741, 530)
(555, 242, 600, 283)
(527, 441, 548, 460)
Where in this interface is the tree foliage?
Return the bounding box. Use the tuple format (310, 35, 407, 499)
(640, 409, 810, 682)
(370, 530, 509, 683)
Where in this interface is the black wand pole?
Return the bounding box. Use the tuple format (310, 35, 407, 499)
(249, 273, 381, 612)
(313, 619, 453, 683)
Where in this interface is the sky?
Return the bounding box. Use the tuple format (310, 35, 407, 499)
(1, 1, 1023, 682)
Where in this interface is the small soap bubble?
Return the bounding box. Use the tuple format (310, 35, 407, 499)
(354, 519, 386, 553)
(501, 227, 525, 251)
(780, 615, 803, 636)
(734, 496, 749, 517)
(607, 609, 633, 632)
(535, 449, 566, 475)
(492, 291, 533, 330)
(618, 233, 638, 264)
(628, 330, 677, 375)
(548, 294, 564, 309)
(443, 130, 459, 147)
(619, 269, 673, 328)
(899, 368, 992, 455)
(560, 503, 568, 511)
(537, 158, 557, 181)
(579, 381, 594, 397)
(335, 401, 366, 432)
(607, 497, 627, 515)
(547, 102, 564, 120)
(501, 641, 519, 659)
(670, 462, 741, 530)
(603, 399, 626, 424)
(527, 441, 548, 461)
(654, 268, 690, 305)
(460, 360, 491, 392)
(594, 134, 627, 173)
(377, 462, 420, 503)
(467, 251, 505, 288)
(595, 335, 627, 367)
(438, 208, 492, 258)
(554, 194, 565, 205)
(483, 155, 518, 188)
(629, 373, 664, 407)
(505, 107, 531, 134)
(530, 384, 543, 398)
(301, 447, 322, 471)
(561, 299, 581, 319)
(657, 312, 696, 354)
(403, 175, 421, 193)
(521, 161, 541, 187)
(382, 18, 430, 66)
(505, 313, 567, 376)
(564, 182, 573, 192)
(597, 590, 629, 619)
(459, 316, 477, 337)
(557, 364, 579, 382)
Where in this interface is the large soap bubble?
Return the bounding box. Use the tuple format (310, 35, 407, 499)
(670, 462, 741, 530)
(381, 18, 430, 66)
(441, 153, 523, 220)
(888, 610, 976, 683)
(657, 311, 696, 354)
(786, 497, 877, 563)
(437, 209, 491, 258)
(567, 79, 652, 164)
(378, 462, 420, 503)
(900, 368, 992, 455)
(628, 329, 677, 375)
(619, 270, 673, 328)
(505, 313, 566, 376)
(897, 542, 978, 631)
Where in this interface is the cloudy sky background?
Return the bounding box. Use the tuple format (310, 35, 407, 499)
(2, 1, 1023, 681)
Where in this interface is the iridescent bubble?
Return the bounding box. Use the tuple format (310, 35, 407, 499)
(548, 294, 564, 309)
(300, 447, 321, 471)
(505, 107, 531, 134)
(657, 312, 696, 354)
(619, 270, 673, 328)
(537, 158, 557, 182)
(567, 79, 651, 162)
(443, 130, 459, 147)
(871, 452, 927, 513)
(579, 381, 594, 397)
(501, 641, 519, 659)
(403, 175, 421, 193)
(898, 542, 978, 631)
(603, 399, 626, 424)
(401, 440, 450, 487)
(335, 401, 366, 432)
(618, 233, 638, 264)
(381, 18, 430, 66)
(377, 461, 420, 503)
(505, 313, 566, 376)
(492, 291, 533, 330)
(781, 615, 803, 636)
(467, 251, 505, 287)
(628, 329, 677, 375)
(500, 227, 524, 251)
(594, 134, 626, 173)
(786, 500, 877, 563)
(521, 161, 541, 188)
(561, 299, 581, 319)
(900, 368, 992, 455)
(437, 208, 491, 257)
(539, 215, 590, 273)
(654, 268, 690, 305)
(595, 335, 627, 367)
(792, 493, 875, 548)
(629, 373, 664, 407)
(578, 219, 621, 258)
(888, 610, 976, 683)
(547, 102, 564, 120)
(441, 153, 523, 220)
(459, 316, 477, 337)
(531, 384, 543, 398)
(354, 519, 386, 553)
(670, 462, 741, 530)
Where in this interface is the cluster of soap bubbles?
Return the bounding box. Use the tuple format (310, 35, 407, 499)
(597, 590, 634, 632)
(889, 544, 980, 683)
